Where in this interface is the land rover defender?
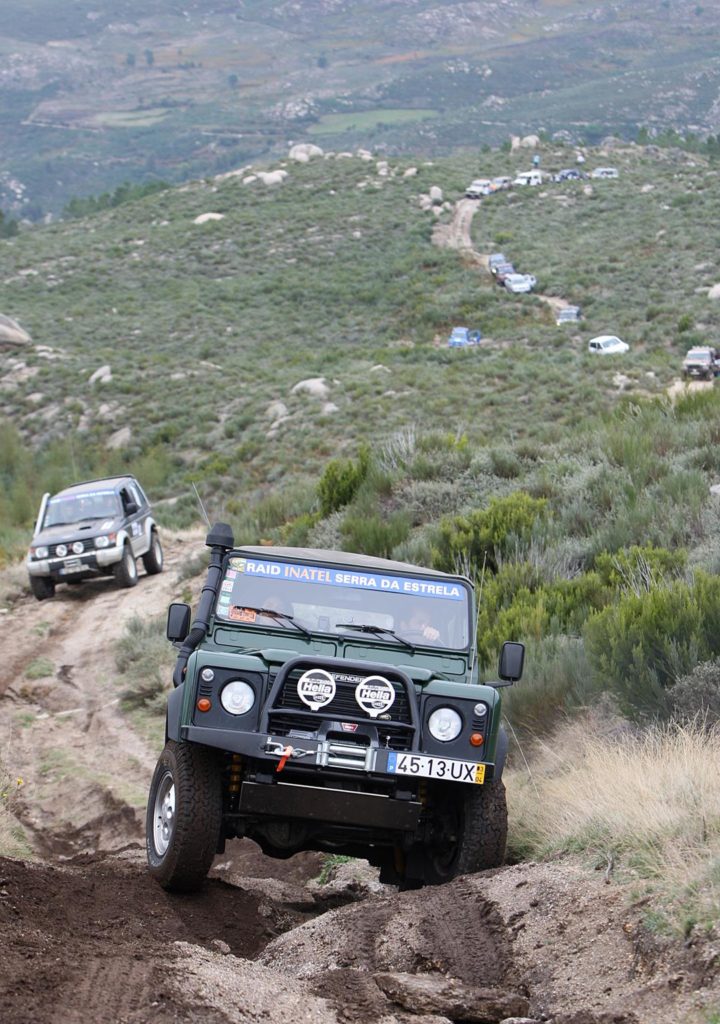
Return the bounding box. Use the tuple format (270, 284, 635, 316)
(146, 524, 524, 891)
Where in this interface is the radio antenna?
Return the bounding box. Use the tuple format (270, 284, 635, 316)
(192, 482, 211, 529)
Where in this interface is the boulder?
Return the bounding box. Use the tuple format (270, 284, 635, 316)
(708, 283, 720, 300)
(291, 377, 330, 399)
(373, 973, 530, 1022)
(321, 401, 339, 416)
(0, 314, 31, 346)
(89, 365, 112, 385)
(520, 134, 541, 148)
(429, 185, 443, 204)
(289, 143, 324, 163)
(403, 166, 418, 177)
(194, 212, 225, 225)
(265, 400, 289, 421)
(256, 170, 288, 186)
(107, 426, 131, 449)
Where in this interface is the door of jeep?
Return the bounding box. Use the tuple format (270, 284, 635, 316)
(119, 483, 147, 556)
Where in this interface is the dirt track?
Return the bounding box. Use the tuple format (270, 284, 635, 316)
(1, 537, 718, 1023)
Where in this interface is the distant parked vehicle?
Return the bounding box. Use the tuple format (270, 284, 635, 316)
(556, 305, 582, 325)
(588, 335, 629, 354)
(591, 167, 619, 179)
(491, 176, 512, 191)
(465, 179, 493, 198)
(555, 168, 586, 182)
(504, 274, 536, 294)
(682, 346, 720, 380)
(447, 326, 482, 348)
(512, 170, 543, 187)
(488, 252, 508, 271)
(492, 262, 516, 284)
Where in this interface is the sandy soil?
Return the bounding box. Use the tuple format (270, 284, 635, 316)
(1, 538, 718, 1023)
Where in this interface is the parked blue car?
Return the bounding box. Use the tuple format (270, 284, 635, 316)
(447, 326, 482, 348)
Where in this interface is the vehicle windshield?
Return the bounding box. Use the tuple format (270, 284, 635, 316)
(43, 489, 120, 527)
(215, 555, 471, 650)
(687, 349, 709, 360)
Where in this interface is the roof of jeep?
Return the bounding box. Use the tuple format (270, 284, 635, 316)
(235, 545, 469, 583)
(53, 476, 137, 497)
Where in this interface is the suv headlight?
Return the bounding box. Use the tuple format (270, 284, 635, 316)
(95, 535, 110, 548)
(32, 546, 49, 559)
(55, 544, 67, 557)
(427, 707, 463, 742)
(220, 680, 255, 716)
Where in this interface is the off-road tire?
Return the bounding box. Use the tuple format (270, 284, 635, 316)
(142, 531, 163, 575)
(113, 543, 138, 588)
(146, 740, 223, 892)
(30, 575, 55, 601)
(405, 778, 508, 887)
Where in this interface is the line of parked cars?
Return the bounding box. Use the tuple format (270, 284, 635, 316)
(464, 165, 618, 197)
(488, 252, 536, 294)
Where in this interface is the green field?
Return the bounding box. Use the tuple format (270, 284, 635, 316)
(308, 109, 439, 136)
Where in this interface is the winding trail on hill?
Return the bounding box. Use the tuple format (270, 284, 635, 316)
(0, 536, 718, 1022)
(433, 197, 572, 314)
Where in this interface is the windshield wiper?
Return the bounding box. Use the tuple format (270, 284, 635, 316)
(230, 606, 312, 639)
(335, 622, 416, 653)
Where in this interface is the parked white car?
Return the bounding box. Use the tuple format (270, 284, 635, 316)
(512, 170, 543, 186)
(591, 167, 619, 179)
(588, 335, 629, 354)
(465, 178, 493, 198)
(504, 273, 536, 294)
(556, 305, 582, 325)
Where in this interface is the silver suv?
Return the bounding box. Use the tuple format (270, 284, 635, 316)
(26, 475, 162, 600)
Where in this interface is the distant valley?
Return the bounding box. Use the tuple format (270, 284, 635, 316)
(3, 0, 720, 213)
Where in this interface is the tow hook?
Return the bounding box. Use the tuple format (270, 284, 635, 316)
(263, 740, 311, 772)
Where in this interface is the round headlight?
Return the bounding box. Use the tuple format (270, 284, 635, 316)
(56, 544, 67, 557)
(72, 541, 84, 555)
(34, 546, 49, 559)
(95, 535, 110, 548)
(428, 707, 463, 743)
(201, 668, 215, 682)
(473, 702, 488, 717)
(220, 680, 255, 716)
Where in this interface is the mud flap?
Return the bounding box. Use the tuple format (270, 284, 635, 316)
(166, 683, 185, 742)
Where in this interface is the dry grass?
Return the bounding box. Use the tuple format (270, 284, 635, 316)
(507, 712, 720, 934)
(0, 763, 32, 859)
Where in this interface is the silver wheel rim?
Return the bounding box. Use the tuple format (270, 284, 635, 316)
(152, 770, 175, 856)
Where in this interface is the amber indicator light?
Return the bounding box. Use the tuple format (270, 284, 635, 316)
(197, 698, 212, 712)
(469, 733, 484, 747)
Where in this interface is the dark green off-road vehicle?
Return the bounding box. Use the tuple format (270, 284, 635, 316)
(146, 524, 524, 891)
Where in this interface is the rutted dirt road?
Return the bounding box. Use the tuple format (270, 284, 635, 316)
(1, 536, 718, 1023)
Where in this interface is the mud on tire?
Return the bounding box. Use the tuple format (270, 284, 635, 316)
(405, 778, 508, 887)
(146, 740, 223, 892)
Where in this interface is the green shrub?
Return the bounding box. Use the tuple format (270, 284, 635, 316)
(432, 492, 548, 575)
(501, 635, 596, 734)
(317, 445, 370, 516)
(116, 614, 174, 714)
(593, 545, 687, 592)
(583, 572, 720, 716)
(670, 658, 720, 725)
(340, 509, 410, 558)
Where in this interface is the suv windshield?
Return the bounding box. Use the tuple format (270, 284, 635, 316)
(43, 489, 120, 527)
(215, 554, 471, 650)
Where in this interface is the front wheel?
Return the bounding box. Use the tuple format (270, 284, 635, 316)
(113, 543, 138, 588)
(146, 741, 222, 891)
(404, 779, 508, 887)
(30, 575, 55, 601)
(142, 531, 163, 575)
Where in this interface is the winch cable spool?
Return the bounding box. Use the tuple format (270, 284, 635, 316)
(172, 522, 234, 687)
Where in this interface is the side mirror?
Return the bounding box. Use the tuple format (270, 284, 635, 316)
(167, 603, 191, 642)
(498, 641, 525, 684)
(125, 500, 139, 515)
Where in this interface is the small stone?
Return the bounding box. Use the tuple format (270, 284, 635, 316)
(210, 939, 231, 955)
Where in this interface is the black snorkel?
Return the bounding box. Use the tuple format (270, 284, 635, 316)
(172, 522, 234, 687)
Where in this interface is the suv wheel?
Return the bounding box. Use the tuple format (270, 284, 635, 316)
(146, 741, 223, 891)
(30, 575, 56, 601)
(113, 543, 138, 588)
(405, 779, 508, 886)
(142, 532, 163, 575)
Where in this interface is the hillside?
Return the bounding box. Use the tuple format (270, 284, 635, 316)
(4, 0, 720, 213)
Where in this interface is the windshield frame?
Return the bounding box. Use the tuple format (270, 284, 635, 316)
(213, 551, 474, 653)
(42, 489, 121, 529)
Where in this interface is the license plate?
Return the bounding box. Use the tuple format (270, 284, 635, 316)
(59, 560, 83, 574)
(387, 752, 485, 785)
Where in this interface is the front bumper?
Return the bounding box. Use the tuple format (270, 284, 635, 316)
(27, 543, 124, 578)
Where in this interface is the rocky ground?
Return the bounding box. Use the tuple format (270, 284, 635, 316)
(1, 532, 718, 1024)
